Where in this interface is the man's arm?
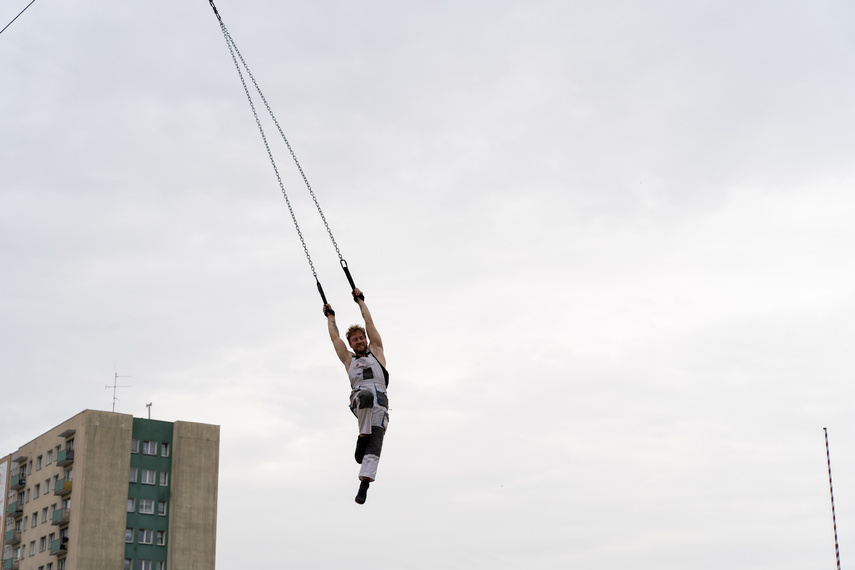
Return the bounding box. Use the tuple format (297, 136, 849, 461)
(353, 289, 385, 367)
(324, 304, 351, 368)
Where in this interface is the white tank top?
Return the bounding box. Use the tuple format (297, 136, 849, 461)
(348, 352, 388, 392)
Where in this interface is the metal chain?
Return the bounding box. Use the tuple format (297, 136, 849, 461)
(208, 0, 222, 22)
(217, 20, 321, 279)
(0, 0, 38, 36)
(210, 2, 347, 288)
(244, 60, 344, 263)
(825, 428, 842, 570)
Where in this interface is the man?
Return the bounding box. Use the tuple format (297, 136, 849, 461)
(324, 287, 389, 504)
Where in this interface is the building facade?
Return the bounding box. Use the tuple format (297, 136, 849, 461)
(1, 410, 219, 570)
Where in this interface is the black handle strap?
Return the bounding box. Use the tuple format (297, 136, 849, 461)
(342, 259, 364, 302)
(341, 259, 356, 291)
(316, 279, 328, 305)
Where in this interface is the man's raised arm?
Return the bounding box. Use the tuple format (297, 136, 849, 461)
(353, 288, 385, 367)
(324, 304, 351, 367)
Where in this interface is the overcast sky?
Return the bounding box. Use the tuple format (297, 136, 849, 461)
(2, 1, 855, 568)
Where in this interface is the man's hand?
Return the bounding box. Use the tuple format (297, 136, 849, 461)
(323, 304, 335, 317)
(352, 288, 365, 303)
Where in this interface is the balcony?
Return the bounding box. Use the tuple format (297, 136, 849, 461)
(50, 538, 68, 556)
(54, 479, 72, 496)
(52, 508, 71, 526)
(9, 472, 25, 490)
(4, 529, 21, 546)
(6, 502, 23, 518)
(56, 448, 74, 466)
(3, 558, 21, 570)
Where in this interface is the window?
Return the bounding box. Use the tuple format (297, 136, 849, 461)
(25, 489, 30, 503)
(34, 484, 40, 499)
(66, 439, 73, 451)
(31, 515, 37, 528)
(157, 501, 167, 516)
(137, 560, 152, 570)
(156, 530, 165, 546)
(44, 479, 50, 495)
(140, 499, 154, 515)
(161, 443, 169, 457)
(155, 562, 165, 570)
(129, 468, 138, 483)
(47, 564, 52, 570)
(131, 439, 140, 454)
(124, 560, 132, 570)
(48, 533, 55, 545)
(58, 560, 66, 570)
(142, 441, 158, 456)
(138, 529, 153, 544)
(46, 451, 53, 465)
(127, 499, 136, 513)
(28, 461, 32, 475)
(40, 537, 46, 552)
(29, 541, 36, 556)
(159, 472, 168, 486)
(36, 456, 42, 470)
(42, 508, 48, 523)
(141, 469, 156, 485)
(125, 529, 133, 543)
(22, 515, 28, 529)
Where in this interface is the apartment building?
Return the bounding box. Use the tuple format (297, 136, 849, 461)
(1, 410, 219, 570)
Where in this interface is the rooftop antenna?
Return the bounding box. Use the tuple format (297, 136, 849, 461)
(106, 367, 132, 413)
(146, 402, 153, 420)
(824, 427, 842, 570)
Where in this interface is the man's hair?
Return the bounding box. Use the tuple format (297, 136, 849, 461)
(346, 325, 366, 343)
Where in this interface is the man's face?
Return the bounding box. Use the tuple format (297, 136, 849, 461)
(348, 331, 367, 354)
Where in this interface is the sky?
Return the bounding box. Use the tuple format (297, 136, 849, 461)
(2, 0, 855, 568)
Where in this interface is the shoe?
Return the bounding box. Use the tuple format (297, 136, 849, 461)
(355, 479, 370, 504)
(355, 435, 369, 464)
